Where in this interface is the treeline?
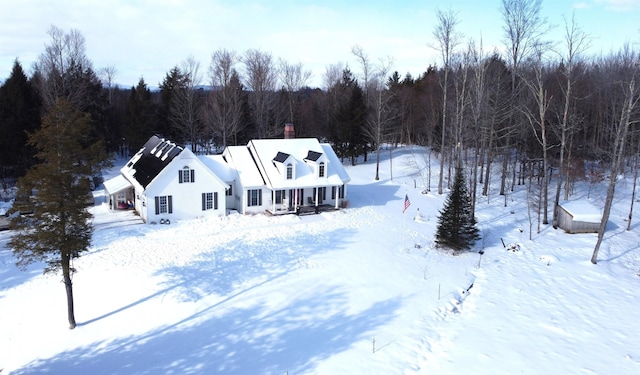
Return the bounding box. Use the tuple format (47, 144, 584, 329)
(1, 5, 639, 196)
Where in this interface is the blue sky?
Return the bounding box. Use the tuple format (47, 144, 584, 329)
(1, 0, 638, 88)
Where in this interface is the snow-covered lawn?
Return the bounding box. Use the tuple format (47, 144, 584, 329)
(1, 146, 639, 374)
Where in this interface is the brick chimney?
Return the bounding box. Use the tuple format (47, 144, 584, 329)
(284, 123, 295, 139)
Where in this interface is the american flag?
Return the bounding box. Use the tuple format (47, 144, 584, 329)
(403, 194, 411, 213)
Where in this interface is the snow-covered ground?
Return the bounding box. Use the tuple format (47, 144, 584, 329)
(1, 146, 639, 374)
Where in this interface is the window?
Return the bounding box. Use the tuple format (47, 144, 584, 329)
(332, 185, 345, 199)
(179, 166, 195, 183)
(248, 189, 262, 207)
(226, 184, 233, 196)
(202, 192, 219, 210)
(319, 162, 325, 177)
(286, 163, 293, 180)
(155, 195, 173, 214)
(313, 187, 327, 203)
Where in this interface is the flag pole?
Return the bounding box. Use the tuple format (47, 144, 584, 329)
(403, 205, 406, 250)
(402, 193, 410, 250)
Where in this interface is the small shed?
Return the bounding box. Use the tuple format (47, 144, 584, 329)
(557, 200, 602, 234)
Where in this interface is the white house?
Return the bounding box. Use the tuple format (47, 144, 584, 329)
(243, 138, 349, 215)
(105, 136, 229, 223)
(104, 132, 351, 222)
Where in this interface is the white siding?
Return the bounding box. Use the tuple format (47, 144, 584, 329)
(145, 150, 227, 223)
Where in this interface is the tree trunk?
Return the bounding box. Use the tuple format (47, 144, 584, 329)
(375, 145, 381, 180)
(628, 154, 638, 231)
(62, 251, 76, 329)
(592, 71, 636, 264)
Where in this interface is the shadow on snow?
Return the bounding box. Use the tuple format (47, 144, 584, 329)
(15, 227, 403, 374)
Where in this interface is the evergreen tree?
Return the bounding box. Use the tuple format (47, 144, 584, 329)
(124, 78, 156, 153)
(157, 66, 188, 141)
(435, 165, 480, 252)
(0, 60, 42, 177)
(335, 70, 367, 165)
(9, 99, 110, 329)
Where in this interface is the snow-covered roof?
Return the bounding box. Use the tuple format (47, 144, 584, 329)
(248, 138, 349, 189)
(560, 200, 602, 223)
(223, 145, 265, 188)
(103, 174, 132, 195)
(321, 143, 351, 183)
(198, 154, 236, 183)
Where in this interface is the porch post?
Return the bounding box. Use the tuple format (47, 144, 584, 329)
(242, 188, 246, 214)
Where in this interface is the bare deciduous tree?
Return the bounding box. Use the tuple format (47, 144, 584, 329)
(551, 12, 591, 226)
(591, 47, 640, 264)
(520, 47, 553, 225)
(432, 8, 463, 194)
(205, 49, 244, 148)
(171, 56, 203, 152)
(278, 59, 312, 124)
(100, 65, 117, 105)
(323, 62, 346, 91)
(365, 57, 395, 180)
(243, 49, 277, 138)
(32, 25, 93, 109)
(352, 45, 373, 97)
(466, 37, 488, 216)
(500, 0, 551, 202)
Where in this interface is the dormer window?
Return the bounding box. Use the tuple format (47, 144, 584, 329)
(179, 166, 195, 183)
(286, 163, 293, 180)
(319, 162, 325, 177)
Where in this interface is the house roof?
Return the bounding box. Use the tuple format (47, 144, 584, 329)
(223, 145, 266, 188)
(122, 136, 183, 188)
(103, 174, 132, 195)
(320, 143, 351, 182)
(199, 154, 236, 183)
(560, 200, 602, 223)
(248, 138, 350, 189)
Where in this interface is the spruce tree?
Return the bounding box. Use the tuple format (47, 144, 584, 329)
(435, 165, 480, 252)
(0, 60, 42, 177)
(124, 78, 156, 153)
(9, 98, 110, 329)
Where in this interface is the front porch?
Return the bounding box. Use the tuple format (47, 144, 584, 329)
(265, 185, 346, 216)
(267, 203, 338, 216)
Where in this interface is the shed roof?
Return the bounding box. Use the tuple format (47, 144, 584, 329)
(560, 200, 602, 223)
